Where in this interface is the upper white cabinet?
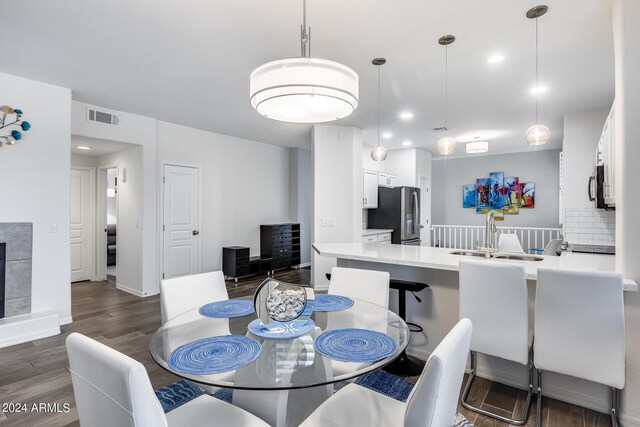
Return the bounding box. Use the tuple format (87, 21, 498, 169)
(378, 173, 398, 187)
(363, 169, 378, 208)
(601, 105, 616, 205)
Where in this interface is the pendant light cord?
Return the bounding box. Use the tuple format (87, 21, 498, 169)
(445, 44, 449, 136)
(377, 64, 381, 148)
(301, 0, 310, 57)
(535, 17, 539, 124)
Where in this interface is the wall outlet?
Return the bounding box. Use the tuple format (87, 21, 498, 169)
(321, 218, 336, 227)
(48, 223, 58, 233)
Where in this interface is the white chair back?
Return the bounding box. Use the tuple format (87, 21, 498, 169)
(66, 333, 168, 427)
(328, 267, 390, 308)
(534, 268, 625, 388)
(542, 239, 562, 255)
(160, 271, 228, 323)
(498, 233, 525, 254)
(459, 259, 529, 364)
(405, 319, 472, 427)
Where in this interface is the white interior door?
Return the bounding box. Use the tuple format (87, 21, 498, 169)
(163, 164, 200, 280)
(70, 167, 95, 282)
(419, 176, 431, 246)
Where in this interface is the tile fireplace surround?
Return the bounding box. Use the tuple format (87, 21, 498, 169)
(0, 223, 33, 318)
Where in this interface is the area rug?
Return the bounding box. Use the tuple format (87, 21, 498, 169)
(156, 371, 474, 426)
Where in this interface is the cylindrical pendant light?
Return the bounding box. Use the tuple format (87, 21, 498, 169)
(466, 137, 489, 154)
(371, 58, 388, 162)
(436, 35, 457, 156)
(524, 5, 550, 146)
(249, 0, 359, 123)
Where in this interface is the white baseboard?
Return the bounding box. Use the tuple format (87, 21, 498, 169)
(406, 346, 616, 417)
(295, 262, 312, 268)
(116, 283, 146, 297)
(0, 312, 61, 348)
(59, 315, 73, 325)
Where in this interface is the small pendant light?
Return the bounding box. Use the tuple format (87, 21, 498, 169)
(436, 35, 456, 156)
(524, 5, 550, 146)
(371, 58, 388, 161)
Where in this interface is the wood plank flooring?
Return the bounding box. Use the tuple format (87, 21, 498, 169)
(0, 268, 611, 426)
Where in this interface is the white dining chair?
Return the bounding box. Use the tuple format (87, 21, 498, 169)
(160, 271, 228, 324)
(328, 267, 390, 308)
(458, 259, 533, 425)
(534, 268, 625, 427)
(66, 333, 269, 427)
(300, 318, 472, 427)
(498, 233, 525, 254)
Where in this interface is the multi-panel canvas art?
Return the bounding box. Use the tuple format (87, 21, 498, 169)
(462, 184, 476, 208)
(463, 172, 534, 218)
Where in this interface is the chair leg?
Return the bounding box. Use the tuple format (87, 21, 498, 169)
(536, 369, 543, 427)
(461, 351, 533, 426)
(611, 388, 620, 427)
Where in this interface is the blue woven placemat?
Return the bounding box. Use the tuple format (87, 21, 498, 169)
(248, 318, 316, 340)
(168, 335, 261, 375)
(199, 300, 254, 318)
(312, 294, 354, 312)
(314, 328, 397, 362)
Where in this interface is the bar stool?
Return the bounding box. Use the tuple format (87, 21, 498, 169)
(459, 259, 533, 425)
(534, 268, 625, 427)
(383, 279, 429, 376)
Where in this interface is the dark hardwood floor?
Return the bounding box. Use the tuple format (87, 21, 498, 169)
(0, 268, 610, 426)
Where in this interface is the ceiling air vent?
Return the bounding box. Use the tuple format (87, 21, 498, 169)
(432, 126, 448, 132)
(87, 108, 120, 126)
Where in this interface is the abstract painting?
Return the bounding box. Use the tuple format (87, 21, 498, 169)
(503, 177, 520, 214)
(520, 182, 535, 208)
(475, 178, 490, 213)
(488, 172, 505, 210)
(462, 185, 476, 208)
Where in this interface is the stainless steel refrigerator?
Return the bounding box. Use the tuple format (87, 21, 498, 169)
(367, 186, 421, 245)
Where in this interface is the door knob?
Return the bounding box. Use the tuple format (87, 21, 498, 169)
(192, 230, 199, 236)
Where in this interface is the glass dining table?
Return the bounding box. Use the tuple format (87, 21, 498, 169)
(150, 295, 409, 427)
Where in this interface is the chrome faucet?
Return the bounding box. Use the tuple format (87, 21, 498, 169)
(478, 210, 498, 258)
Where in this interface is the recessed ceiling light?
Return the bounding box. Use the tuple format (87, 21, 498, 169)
(382, 132, 393, 139)
(487, 55, 505, 63)
(399, 111, 414, 120)
(530, 85, 548, 94)
(77, 146, 92, 150)
(402, 140, 412, 146)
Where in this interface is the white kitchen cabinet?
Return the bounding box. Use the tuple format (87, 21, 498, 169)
(602, 106, 616, 205)
(363, 169, 379, 208)
(362, 234, 378, 243)
(378, 173, 397, 188)
(377, 232, 391, 243)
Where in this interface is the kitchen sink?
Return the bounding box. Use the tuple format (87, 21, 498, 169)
(493, 254, 544, 261)
(449, 250, 487, 258)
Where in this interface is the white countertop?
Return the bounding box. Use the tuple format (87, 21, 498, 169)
(361, 229, 394, 236)
(313, 243, 638, 292)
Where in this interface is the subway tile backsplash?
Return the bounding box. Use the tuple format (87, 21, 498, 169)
(563, 208, 615, 246)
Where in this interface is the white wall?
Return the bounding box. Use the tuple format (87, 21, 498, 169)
(97, 147, 143, 294)
(0, 72, 72, 324)
(562, 107, 609, 208)
(383, 149, 417, 187)
(613, 0, 640, 423)
(156, 121, 291, 272)
(71, 101, 158, 296)
(289, 148, 312, 265)
(312, 125, 363, 289)
(432, 150, 561, 228)
(71, 153, 98, 167)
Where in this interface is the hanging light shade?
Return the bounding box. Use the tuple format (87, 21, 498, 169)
(525, 5, 550, 146)
(250, 58, 359, 123)
(466, 138, 489, 154)
(436, 136, 456, 155)
(371, 145, 388, 161)
(436, 35, 456, 156)
(525, 123, 551, 146)
(249, 0, 359, 124)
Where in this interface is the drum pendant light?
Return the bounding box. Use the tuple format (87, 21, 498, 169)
(436, 35, 457, 155)
(371, 58, 388, 161)
(524, 5, 550, 146)
(249, 0, 359, 124)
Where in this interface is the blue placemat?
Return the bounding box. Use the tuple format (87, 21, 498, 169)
(314, 328, 397, 363)
(312, 294, 354, 312)
(199, 300, 254, 318)
(248, 318, 316, 340)
(168, 335, 261, 375)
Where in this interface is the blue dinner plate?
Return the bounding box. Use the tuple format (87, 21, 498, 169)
(248, 318, 316, 340)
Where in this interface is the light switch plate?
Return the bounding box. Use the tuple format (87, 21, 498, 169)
(48, 223, 58, 233)
(321, 218, 336, 227)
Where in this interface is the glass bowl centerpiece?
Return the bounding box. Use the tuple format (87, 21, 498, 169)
(253, 279, 314, 324)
